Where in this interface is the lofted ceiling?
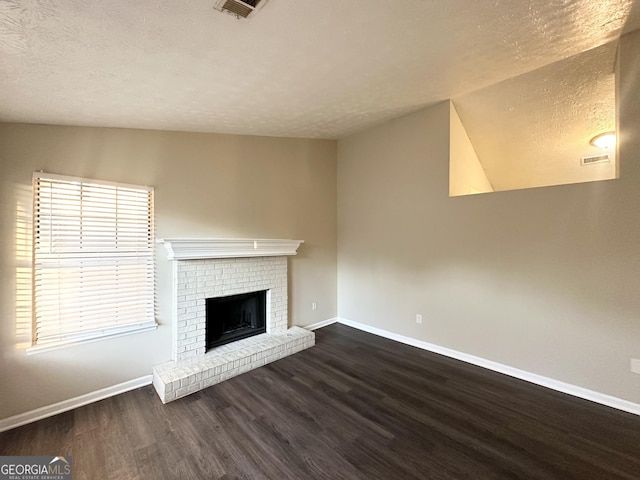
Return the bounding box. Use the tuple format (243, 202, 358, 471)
(0, 0, 639, 139)
(453, 41, 618, 192)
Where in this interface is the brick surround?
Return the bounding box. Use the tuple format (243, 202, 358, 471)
(153, 240, 314, 403)
(174, 256, 288, 362)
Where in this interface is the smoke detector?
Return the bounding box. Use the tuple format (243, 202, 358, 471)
(214, 0, 268, 19)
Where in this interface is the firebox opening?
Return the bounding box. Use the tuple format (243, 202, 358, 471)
(205, 290, 267, 350)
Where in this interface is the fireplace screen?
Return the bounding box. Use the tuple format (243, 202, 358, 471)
(205, 290, 267, 350)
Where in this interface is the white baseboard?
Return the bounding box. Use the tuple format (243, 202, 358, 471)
(0, 375, 153, 433)
(4, 316, 638, 431)
(0, 318, 337, 433)
(303, 317, 338, 331)
(335, 317, 640, 417)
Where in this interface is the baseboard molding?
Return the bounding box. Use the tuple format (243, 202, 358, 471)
(4, 318, 638, 432)
(303, 317, 338, 331)
(335, 318, 640, 417)
(0, 375, 153, 433)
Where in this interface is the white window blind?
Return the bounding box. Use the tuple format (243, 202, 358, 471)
(33, 172, 155, 347)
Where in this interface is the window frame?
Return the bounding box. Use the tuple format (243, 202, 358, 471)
(29, 172, 157, 352)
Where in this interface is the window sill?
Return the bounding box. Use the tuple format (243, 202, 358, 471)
(26, 323, 159, 355)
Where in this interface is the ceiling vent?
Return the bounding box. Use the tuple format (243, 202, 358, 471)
(214, 0, 267, 19)
(581, 154, 610, 166)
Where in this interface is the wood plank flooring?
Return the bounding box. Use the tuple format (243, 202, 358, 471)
(1, 323, 640, 479)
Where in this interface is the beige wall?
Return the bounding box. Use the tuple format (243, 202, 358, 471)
(1, 31, 639, 425)
(337, 30, 640, 404)
(449, 102, 493, 196)
(0, 124, 337, 419)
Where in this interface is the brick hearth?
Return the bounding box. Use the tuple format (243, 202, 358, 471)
(152, 239, 314, 403)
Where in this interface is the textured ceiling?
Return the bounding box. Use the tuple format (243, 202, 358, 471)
(0, 0, 639, 139)
(454, 41, 617, 192)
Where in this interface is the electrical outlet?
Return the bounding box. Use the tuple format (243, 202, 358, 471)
(631, 359, 640, 374)
(312, 302, 317, 311)
(416, 314, 422, 324)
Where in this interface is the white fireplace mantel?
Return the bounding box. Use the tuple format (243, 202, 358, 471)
(158, 238, 304, 260)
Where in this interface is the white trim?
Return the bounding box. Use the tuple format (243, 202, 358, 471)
(0, 375, 153, 433)
(26, 323, 158, 355)
(334, 318, 640, 417)
(33, 171, 153, 192)
(304, 318, 338, 331)
(7, 317, 637, 432)
(158, 238, 304, 260)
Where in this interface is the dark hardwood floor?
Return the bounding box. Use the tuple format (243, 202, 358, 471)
(2, 323, 640, 479)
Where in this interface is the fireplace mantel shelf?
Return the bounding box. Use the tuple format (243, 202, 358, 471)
(158, 238, 303, 260)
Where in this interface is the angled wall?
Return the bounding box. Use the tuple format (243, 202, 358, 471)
(449, 102, 493, 196)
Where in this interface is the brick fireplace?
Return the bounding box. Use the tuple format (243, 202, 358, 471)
(152, 238, 315, 403)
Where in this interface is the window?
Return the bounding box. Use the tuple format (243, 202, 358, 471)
(32, 172, 155, 348)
